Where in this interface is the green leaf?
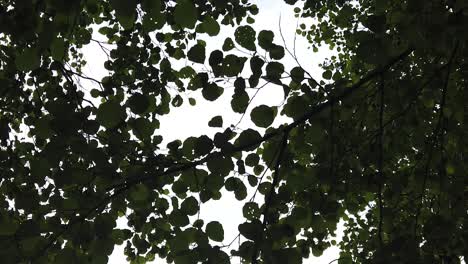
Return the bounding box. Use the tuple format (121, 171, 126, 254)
(269, 44, 285, 60)
(0, 215, 19, 235)
(169, 210, 189, 227)
(235, 129, 262, 151)
(130, 184, 150, 202)
(272, 248, 302, 264)
(96, 100, 126, 128)
(250, 105, 276, 128)
(258, 30, 274, 50)
(15, 48, 40, 71)
(188, 44, 206, 64)
(266, 62, 284, 80)
(202, 83, 223, 101)
(234, 77, 246, 91)
(284, 96, 308, 120)
(231, 91, 249, 113)
(95, 214, 116, 237)
(174, 0, 197, 29)
(20, 237, 44, 255)
(222, 37, 235, 51)
(249, 75, 260, 88)
(109, 0, 136, 29)
(250, 56, 264, 76)
(128, 93, 150, 114)
(242, 202, 260, 220)
(34, 117, 53, 139)
(194, 135, 214, 156)
(237, 159, 246, 174)
(180, 196, 199, 216)
(245, 153, 260, 167)
(208, 249, 230, 264)
(248, 175, 258, 188)
(225, 177, 247, 200)
(189, 97, 196, 106)
(207, 153, 233, 176)
(290, 67, 305, 83)
(208, 116, 223, 127)
(206, 221, 224, 242)
(238, 221, 262, 241)
(142, 0, 165, 30)
(234, 25, 256, 51)
(222, 55, 247, 77)
(54, 248, 77, 263)
(201, 16, 220, 36)
(338, 253, 353, 264)
(142, 0, 161, 15)
(209, 50, 223, 67)
(130, 118, 156, 140)
(50, 38, 66, 61)
(322, 70, 332, 80)
(172, 94, 183, 107)
(172, 180, 188, 196)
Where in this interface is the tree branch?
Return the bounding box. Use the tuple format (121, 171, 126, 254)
(252, 131, 289, 264)
(37, 48, 413, 257)
(377, 74, 384, 248)
(110, 47, 413, 200)
(413, 43, 458, 238)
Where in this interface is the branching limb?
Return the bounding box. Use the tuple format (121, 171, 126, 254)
(414, 43, 458, 238)
(251, 131, 289, 264)
(377, 74, 384, 248)
(36, 49, 413, 258)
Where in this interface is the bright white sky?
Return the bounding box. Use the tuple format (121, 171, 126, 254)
(81, 1, 342, 263)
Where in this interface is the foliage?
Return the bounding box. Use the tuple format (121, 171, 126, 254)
(0, 0, 467, 263)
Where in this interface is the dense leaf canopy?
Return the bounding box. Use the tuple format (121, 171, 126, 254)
(0, 0, 467, 263)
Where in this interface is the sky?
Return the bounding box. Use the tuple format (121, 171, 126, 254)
(81, 1, 342, 263)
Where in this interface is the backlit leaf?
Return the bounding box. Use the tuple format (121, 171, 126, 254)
(250, 105, 276, 128)
(206, 221, 224, 242)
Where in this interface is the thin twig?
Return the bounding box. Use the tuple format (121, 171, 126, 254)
(62, 66, 104, 90)
(278, 14, 325, 91)
(234, 80, 270, 129)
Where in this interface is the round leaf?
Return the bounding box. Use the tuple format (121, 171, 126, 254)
(208, 116, 223, 127)
(250, 105, 276, 128)
(128, 93, 150, 114)
(234, 25, 256, 51)
(174, 0, 197, 29)
(188, 44, 206, 64)
(202, 83, 224, 101)
(206, 221, 224, 242)
(96, 100, 126, 129)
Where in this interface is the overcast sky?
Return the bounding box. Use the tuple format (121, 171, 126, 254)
(81, 1, 342, 263)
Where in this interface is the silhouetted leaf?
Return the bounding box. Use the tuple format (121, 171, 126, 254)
(202, 83, 223, 101)
(188, 44, 206, 63)
(15, 48, 40, 71)
(235, 25, 256, 51)
(206, 221, 224, 242)
(96, 100, 126, 128)
(258, 30, 274, 50)
(174, 0, 197, 29)
(208, 116, 223, 127)
(251, 105, 276, 128)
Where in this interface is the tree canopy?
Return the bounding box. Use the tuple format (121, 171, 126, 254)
(0, 0, 466, 263)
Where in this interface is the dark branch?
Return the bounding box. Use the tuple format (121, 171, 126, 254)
(252, 131, 289, 264)
(377, 73, 384, 248)
(413, 43, 458, 238)
(37, 48, 413, 256)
